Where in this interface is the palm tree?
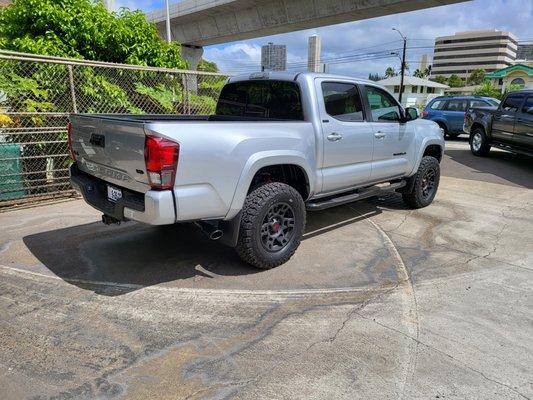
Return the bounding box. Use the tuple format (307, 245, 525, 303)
(385, 67, 397, 78)
(413, 69, 425, 78)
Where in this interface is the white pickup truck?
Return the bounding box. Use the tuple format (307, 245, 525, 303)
(69, 72, 444, 269)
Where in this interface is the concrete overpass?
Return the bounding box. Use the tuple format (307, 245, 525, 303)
(147, 0, 467, 68)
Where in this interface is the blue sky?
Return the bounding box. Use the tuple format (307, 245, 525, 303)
(114, 0, 533, 77)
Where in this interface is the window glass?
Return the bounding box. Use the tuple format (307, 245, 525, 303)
(321, 82, 364, 122)
(216, 80, 303, 120)
(429, 100, 446, 110)
(394, 86, 400, 93)
(470, 100, 492, 107)
(522, 96, 533, 113)
(511, 78, 525, 88)
(445, 100, 468, 112)
(427, 87, 435, 94)
(412, 86, 418, 93)
(502, 95, 524, 112)
(365, 86, 401, 122)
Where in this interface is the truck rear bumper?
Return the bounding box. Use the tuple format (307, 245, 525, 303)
(70, 163, 176, 225)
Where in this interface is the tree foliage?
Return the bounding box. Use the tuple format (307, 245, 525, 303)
(431, 75, 448, 84)
(472, 80, 522, 100)
(0, 0, 187, 69)
(447, 74, 464, 88)
(385, 67, 397, 78)
(467, 69, 486, 85)
(368, 73, 384, 81)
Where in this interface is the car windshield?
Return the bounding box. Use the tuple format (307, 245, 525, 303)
(216, 80, 304, 120)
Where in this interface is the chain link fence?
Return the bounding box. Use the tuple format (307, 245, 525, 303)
(0, 50, 228, 208)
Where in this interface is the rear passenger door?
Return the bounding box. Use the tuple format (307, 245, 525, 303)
(317, 80, 373, 193)
(443, 99, 468, 133)
(493, 94, 525, 143)
(513, 95, 533, 148)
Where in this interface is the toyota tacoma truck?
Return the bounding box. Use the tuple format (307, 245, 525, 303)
(464, 89, 533, 157)
(69, 72, 444, 269)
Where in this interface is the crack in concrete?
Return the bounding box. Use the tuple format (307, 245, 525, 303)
(357, 314, 531, 400)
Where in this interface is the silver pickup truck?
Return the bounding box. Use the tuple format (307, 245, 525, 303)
(69, 72, 444, 269)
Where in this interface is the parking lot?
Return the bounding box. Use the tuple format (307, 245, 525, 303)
(0, 139, 532, 399)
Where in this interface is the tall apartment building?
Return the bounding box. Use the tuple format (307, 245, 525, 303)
(432, 29, 518, 79)
(261, 43, 287, 71)
(517, 44, 533, 61)
(308, 35, 322, 73)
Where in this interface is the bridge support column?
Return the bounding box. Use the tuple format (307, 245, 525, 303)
(181, 45, 203, 95)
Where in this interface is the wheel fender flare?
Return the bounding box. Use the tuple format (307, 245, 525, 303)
(225, 151, 314, 220)
(409, 138, 444, 176)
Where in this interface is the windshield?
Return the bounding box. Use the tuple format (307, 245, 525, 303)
(216, 80, 304, 120)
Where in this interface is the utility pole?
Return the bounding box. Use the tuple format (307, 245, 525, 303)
(165, 0, 172, 44)
(393, 28, 407, 104)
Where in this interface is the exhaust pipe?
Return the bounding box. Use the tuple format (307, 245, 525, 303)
(195, 221, 224, 241)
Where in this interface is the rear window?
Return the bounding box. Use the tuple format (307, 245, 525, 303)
(216, 80, 304, 120)
(322, 82, 364, 122)
(470, 100, 492, 108)
(429, 100, 446, 110)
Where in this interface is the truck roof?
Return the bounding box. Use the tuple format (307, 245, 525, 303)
(228, 71, 375, 85)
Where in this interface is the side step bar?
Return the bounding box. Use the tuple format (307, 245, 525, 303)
(306, 180, 406, 211)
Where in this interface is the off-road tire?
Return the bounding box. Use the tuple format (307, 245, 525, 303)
(470, 127, 491, 156)
(402, 156, 440, 209)
(235, 182, 306, 269)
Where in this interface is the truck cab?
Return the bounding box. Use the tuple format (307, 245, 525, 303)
(464, 90, 533, 157)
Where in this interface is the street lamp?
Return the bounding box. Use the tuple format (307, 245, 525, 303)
(392, 28, 407, 104)
(165, 0, 171, 44)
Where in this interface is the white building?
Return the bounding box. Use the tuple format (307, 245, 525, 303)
(261, 43, 287, 71)
(308, 35, 321, 73)
(432, 29, 518, 79)
(377, 76, 449, 107)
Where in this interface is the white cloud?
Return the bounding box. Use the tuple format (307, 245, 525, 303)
(202, 0, 533, 77)
(115, 0, 533, 78)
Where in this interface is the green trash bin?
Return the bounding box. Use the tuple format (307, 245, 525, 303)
(0, 143, 26, 200)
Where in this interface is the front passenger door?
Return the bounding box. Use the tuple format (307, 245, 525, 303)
(493, 94, 525, 143)
(363, 86, 412, 181)
(513, 95, 533, 148)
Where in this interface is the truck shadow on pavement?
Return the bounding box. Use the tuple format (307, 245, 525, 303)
(445, 148, 533, 189)
(23, 201, 387, 296)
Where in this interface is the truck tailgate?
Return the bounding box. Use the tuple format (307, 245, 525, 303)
(70, 115, 150, 193)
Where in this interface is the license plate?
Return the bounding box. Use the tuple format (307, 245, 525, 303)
(107, 185, 122, 202)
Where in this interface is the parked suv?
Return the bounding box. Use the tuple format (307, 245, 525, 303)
(422, 96, 500, 139)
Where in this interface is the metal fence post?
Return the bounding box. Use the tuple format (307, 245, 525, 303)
(67, 64, 78, 114)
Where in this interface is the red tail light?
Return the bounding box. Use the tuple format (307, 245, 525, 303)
(421, 111, 428, 119)
(144, 136, 180, 190)
(67, 122, 76, 161)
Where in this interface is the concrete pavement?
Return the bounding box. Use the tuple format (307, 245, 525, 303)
(0, 140, 531, 399)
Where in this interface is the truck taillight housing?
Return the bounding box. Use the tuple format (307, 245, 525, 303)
(420, 111, 428, 119)
(67, 122, 76, 161)
(144, 136, 180, 190)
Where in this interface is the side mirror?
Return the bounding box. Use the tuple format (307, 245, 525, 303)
(405, 107, 419, 121)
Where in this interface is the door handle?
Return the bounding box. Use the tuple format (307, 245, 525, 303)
(374, 132, 386, 139)
(327, 133, 343, 142)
